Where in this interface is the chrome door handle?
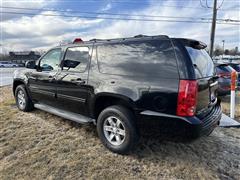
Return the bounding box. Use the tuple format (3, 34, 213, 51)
(71, 78, 85, 85)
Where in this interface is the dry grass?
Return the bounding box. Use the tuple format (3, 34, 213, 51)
(0, 86, 240, 180)
(220, 91, 240, 122)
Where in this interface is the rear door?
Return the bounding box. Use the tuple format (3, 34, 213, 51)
(55, 46, 91, 116)
(184, 46, 217, 112)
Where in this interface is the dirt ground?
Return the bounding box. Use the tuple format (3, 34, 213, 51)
(0, 86, 240, 180)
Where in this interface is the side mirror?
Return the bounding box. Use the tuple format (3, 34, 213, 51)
(25, 60, 36, 69)
(63, 59, 80, 68)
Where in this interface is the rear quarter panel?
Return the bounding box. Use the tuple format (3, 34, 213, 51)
(87, 46, 179, 116)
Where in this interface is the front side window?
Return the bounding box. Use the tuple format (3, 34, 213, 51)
(63, 47, 89, 72)
(40, 49, 61, 71)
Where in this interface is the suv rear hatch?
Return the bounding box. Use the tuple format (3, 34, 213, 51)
(183, 40, 218, 115)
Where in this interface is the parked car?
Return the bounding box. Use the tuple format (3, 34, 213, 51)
(0, 61, 19, 67)
(228, 63, 240, 90)
(13, 35, 222, 154)
(17, 63, 25, 67)
(215, 63, 237, 95)
(228, 63, 240, 72)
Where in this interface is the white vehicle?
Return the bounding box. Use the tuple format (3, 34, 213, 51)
(0, 61, 19, 68)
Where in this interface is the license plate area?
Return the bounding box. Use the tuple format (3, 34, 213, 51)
(209, 81, 218, 106)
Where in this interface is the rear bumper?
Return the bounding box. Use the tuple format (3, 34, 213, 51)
(193, 104, 222, 136)
(138, 104, 222, 138)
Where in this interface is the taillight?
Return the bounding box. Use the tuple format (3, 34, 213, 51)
(177, 80, 198, 116)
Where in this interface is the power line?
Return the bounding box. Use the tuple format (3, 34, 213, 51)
(1, 11, 239, 25)
(0, 6, 212, 20)
(102, 0, 239, 11)
(217, 0, 225, 10)
(200, 0, 226, 9)
(1, 6, 239, 23)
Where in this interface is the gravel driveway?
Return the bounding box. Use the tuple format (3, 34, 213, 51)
(0, 86, 239, 180)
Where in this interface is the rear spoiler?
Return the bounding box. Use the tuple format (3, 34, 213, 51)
(176, 38, 207, 49)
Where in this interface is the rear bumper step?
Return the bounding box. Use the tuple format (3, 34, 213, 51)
(199, 104, 222, 136)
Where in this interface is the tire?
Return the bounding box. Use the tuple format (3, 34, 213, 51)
(15, 85, 34, 112)
(97, 105, 139, 154)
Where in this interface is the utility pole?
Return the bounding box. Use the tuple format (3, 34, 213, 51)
(222, 40, 225, 58)
(209, 0, 218, 57)
(222, 40, 225, 52)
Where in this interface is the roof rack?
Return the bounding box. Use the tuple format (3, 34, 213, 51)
(134, 34, 149, 38)
(88, 34, 169, 43)
(89, 38, 105, 42)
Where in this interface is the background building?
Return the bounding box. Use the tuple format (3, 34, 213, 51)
(9, 51, 41, 64)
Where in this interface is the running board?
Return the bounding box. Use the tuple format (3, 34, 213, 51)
(34, 103, 95, 124)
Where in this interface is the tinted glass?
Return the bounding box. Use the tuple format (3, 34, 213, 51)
(186, 47, 214, 78)
(97, 40, 178, 78)
(63, 47, 89, 72)
(231, 64, 240, 72)
(216, 65, 234, 73)
(40, 49, 61, 71)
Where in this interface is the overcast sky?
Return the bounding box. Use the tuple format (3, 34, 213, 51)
(0, 0, 239, 53)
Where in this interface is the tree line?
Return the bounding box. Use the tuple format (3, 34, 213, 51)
(214, 45, 239, 56)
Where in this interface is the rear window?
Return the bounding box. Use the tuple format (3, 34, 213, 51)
(186, 47, 214, 78)
(97, 39, 178, 78)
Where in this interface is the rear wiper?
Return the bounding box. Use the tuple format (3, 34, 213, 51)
(193, 64, 203, 77)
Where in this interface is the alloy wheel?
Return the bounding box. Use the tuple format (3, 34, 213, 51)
(17, 90, 26, 109)
(103, 116, 126, 146)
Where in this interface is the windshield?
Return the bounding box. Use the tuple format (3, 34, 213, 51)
(186, 47, 214, 78)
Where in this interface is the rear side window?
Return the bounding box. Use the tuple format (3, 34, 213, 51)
(185, 47, 214, 78)
(63, 46, 89, 72)
(97, 40, 178, 78)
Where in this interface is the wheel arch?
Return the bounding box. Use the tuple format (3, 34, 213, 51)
(90, 93, 137, 120)
(13, 79, 26, 94)
(13, 79, 32, 100)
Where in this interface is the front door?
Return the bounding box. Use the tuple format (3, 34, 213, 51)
(56, 46, 92, 116)
(28, 48, 62, 106)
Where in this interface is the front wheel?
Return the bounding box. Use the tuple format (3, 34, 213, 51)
(97, 105, 139, 154)
(15, 85, 34, 112)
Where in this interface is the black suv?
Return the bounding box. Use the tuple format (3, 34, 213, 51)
(13, 35, 222, 154)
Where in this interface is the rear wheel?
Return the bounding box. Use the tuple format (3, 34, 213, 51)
(15, 85, 34, 112)
(97, 105, 139, 154)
